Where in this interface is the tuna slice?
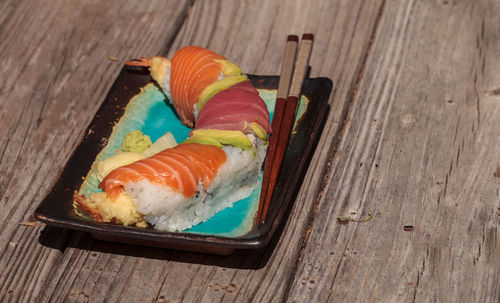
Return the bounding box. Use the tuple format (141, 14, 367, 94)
(194, 81, 271, 133)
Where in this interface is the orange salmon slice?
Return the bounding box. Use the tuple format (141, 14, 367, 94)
(99, 143, 227, 200)
(170, 46, 225, 127)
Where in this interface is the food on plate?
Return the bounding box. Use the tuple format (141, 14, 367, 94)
(193, 81, 271, 137)
(185, 129, 253, 150)
(95, 151, 147, 182)
(94, 131, 177, 182)
(143, 131, 177, 157)
(75, 46, 271, 231)
(120, 130, 152, 153)
(75, 191, 147, 227)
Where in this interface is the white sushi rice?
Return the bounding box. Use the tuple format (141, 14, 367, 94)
(160, 65, 172, 101)
(124, 140, 267, 232)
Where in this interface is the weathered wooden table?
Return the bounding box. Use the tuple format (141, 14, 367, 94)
(1, 0, 499, 302)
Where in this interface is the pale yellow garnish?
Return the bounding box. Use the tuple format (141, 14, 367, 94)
(96, 152, 147, 181)
(87, 192, 146, 227)
(143, 131, 177, 157)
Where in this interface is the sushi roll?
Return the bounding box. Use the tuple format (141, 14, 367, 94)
(75, 46, 271, 232)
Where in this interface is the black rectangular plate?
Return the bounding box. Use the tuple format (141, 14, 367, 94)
(35, 66, 332, 255)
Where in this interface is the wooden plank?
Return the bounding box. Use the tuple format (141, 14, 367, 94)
(35, 0, 386, 302)
(0, 0, 190, 301)
(287, 0, 500, 302)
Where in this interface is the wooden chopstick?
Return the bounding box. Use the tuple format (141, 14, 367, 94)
(259, 33, 314, 225)
(256, 35, 298, 225)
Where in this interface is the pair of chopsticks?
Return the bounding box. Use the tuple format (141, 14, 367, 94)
(257, 34, 314, 226)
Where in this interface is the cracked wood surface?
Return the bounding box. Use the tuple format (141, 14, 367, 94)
(0, 0, 498, 302)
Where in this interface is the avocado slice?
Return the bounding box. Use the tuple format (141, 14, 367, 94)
(197, 75, 248, 110)
(183, 135, 223, 148)
(214, 59, 243, 76)
(189, 129, 253, 150)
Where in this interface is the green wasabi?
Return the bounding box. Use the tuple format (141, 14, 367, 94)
(120, 130, 152, 153)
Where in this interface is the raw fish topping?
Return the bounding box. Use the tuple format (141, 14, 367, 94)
(100, 143, 227, 199)
(194, 81, 271, 134)
(170, 46, 225, 127)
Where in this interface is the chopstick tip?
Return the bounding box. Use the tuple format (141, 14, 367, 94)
(302, 33, 314, 40)
(287, 35, 299, 42)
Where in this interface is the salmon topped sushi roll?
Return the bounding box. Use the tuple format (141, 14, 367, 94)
(78, 140, 266, 232)
(170, 46, 225, 127)
(99, 143, 227, 200)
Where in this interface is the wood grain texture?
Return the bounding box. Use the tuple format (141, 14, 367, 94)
(288, 0, 500, 302)
(0, 0, 189, 301)
(24, 0, 386, 302)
